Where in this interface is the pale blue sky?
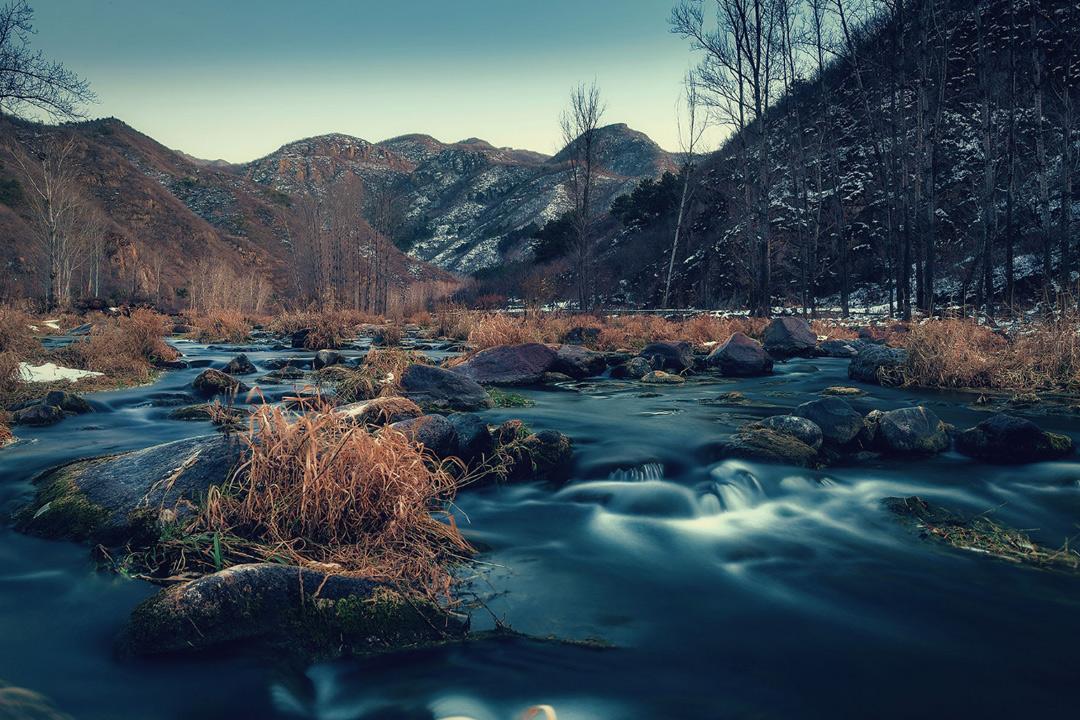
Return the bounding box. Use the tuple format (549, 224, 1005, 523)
(29, 0, 714, 162)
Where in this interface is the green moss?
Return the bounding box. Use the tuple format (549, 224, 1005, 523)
(13, 473, 111, 542)
(1045, 432, 1073, 455)
(488, 388, 535, 408)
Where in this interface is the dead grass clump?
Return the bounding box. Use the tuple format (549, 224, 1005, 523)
(189, 310, 252, 343)
(810, 319, 860, 341)
(0, 412, 12, 445)
(0, 306, 41, 358)
(374, 323, 404, 347)
(1001, 319, 1080, 391)
(0, 351, 20, 395)
(466, 313, 543, 350)
(336, 348, 427, 403)
(197, 406, 471, 596)
(270, 310, 365, 349)
(901, 319, 1007, 389)
(60, 309, 179, 381)
(434, 303, 471, 340)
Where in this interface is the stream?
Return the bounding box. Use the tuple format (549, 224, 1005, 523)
(1, 339, 1079, 719)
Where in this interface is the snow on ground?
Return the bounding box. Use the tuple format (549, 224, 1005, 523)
(18, 362, 104, 383)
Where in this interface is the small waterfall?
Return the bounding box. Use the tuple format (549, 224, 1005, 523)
(703, 462, 766, 512)
(607, 463, 665, 482)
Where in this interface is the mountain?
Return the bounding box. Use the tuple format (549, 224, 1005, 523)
(242, 123, 677, 273)
(0, 117, 449, 308)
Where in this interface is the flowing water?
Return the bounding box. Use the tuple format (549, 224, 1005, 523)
(2, 341, 1080, 719)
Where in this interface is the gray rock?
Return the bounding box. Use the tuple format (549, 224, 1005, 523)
(955, 413, 1074, 464)
(43, 390, 91, 414)
(849, 345, 907, 385)
(611, 356, 652, 379)
(222, 353, 257, 375)
(706, 332, 773, 376)
(263, 357, 313, 370)
(817, 339, 860, 358)
(551, 344, 607, 378)
(794, 397, 864, 445)
(638, 341, 695, 372)
(400, 363, 492, 411)
(390, 414, 460, 458)
(757, 415, 823, 450)
(451, 343, 557, 385)
(641, 370, 685, 384)
(447, 413, 494, 461)
(192, 368, 248, 397)
(720, 427, 819, 467)
(763, 317, 817, 358)
(876, 406, 949, 454)
(13, 403, 65, 426)
(313, 349, 345, 370)
(335, 397, 421, 425)
(504, 429, 574, 483)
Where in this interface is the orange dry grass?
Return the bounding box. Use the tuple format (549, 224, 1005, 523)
(336, 348, 428, 403)
(467, 313, 544, 349)
(0, 351, 19, 394)
(269, 309, 370, 349)
(61, 309, 179, 380)
(202, 406, 470, 596)
(189, 310, 252, 343)
(810, 319, 860, 340)
(0, 412, 11, 445)
(0, 305, 40, 358)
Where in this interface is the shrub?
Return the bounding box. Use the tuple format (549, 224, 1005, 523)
(466, 314, 542, 349)
(61, 309, 179, 381)
(810, 319, 860, 341)
(269, 309, 366, 349)
(336, 348, 426, 403)
(0, 351, 19, 394)
(0, 411, 11, 445)
(0, 306, 40, 357)
(190, 311, 252, 343)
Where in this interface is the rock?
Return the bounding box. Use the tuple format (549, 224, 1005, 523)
(504, 429, 574, 483)
(336, 397, 421, 426)
(313, 349, 345, 370)
(794, 397, 864, 446)
(122, 563, 464, 656)
(763, 317, 817, 358)
(400, 363, 492, 411)
(706, 332, 773, 376)
(171, 323, 194, 335)
(222, 353, 256, 375)
(451, 343, 557, 385)
(67, 322, 93, 336)
(14, 435, 243, 544)
(817, 339, 860, 358)
(955, 413, 1074, 464)
(290, 328, 312, 349)
(263, 357, 312, 370)
(641, 370, 685, 384)
(755, 415, 823, 450)
(849, 345, 907, 385)
(638, 341, 695, 372)
(261, 367, 306, 382)
(168, 403, 245, 426)
(540, 371, 574, 383)
(314, 365, 353, 383)
(447, 413, 494, 461)
(560, 326, 600, 345)
(611, 356, 652, 379)
(13, 403, 65, 426)
(551, 344, 607, 378)
(192, 369, 248, 397)
(721, 427, 819, 467)
(495, 419, 530, 446)
(390, 414, 460, 458)
(43, 390, 91, 414)
(875, 406, 949, 455)
(821, 386, 865, 397)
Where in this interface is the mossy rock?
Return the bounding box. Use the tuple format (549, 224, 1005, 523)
(720, 427, 819, 468)
(121, 563, 467, 657)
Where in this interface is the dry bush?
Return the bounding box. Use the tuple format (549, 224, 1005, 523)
(467, 313, 543, 349)
(1002, 319, 1080, 390)
(680, 315, 766, 347)
(336, 348, 427, 403)
(0, 306, 41, 358)
(189, 310, 252, 343)
(374, 323, 404, 347)
(198, 406, 470, 596)
(810, 319, 860, 340)
(61, 309, 179, 380)
(269, 309, 366, 349)
(433, 303, 471, 340)
(0, 351, 20, 394)
(901, 319, 1007, 389)
(0, 411, 12, 445)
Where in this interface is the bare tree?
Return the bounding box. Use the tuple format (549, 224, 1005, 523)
(0, 1, 95, 119)
(560, 81, 605, 311)
(664, 71, 709, 308)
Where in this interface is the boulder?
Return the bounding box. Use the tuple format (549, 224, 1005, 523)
(261, 367, 306, 383)
(720, 427, 819, 467)
(706, 332, 773, 376)
(794, 397, 864, 446)
(955, 413, 1074, 464)
(551, 344, 607, 379)
(222, 353, 256, 375)
(263, 357, 313, 370)
(400, 363, 492, 411)
(389, 414, 460, 458)
(875, 406, 949, 455)
(505, 429, 574, 483)
(122, 563, 463, 656)
(14, 435, 243, 544)
(641, 370, 685, 384)
(817, 339, 861, 358)
(447, 413, 494, 461)
(290, 328, 312, 349)
(849, 345, 907, 385)
(763, 317, 817, 358)
(192, 369, 248, 397)
(756, 415, 823, 450)
(43, 390, 91, 414)
(560, 326, 600, 345)
(638, 341, 695, 372)
(336, 396, 421, 426)
(611, 356, 652, 380)
(313, 349, 345, 370)
(451, 343, 557, 385)
(13, 403, 65, 426)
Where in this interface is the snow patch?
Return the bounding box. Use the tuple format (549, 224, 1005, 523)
(18, 362, 104, 383)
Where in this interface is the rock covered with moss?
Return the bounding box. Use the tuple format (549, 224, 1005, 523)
(955, 413, 1073, 464)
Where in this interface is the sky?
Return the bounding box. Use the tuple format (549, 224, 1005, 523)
(28, 0, 717, 163)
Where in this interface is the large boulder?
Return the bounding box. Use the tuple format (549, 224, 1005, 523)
(192, 369, 248, 397)
(336, 396, 421, 426)
(222, 354, 256, 375)
(447, 413, 495, 461)
(389, 414, 460, 458)
(706, 332, 773, 376)
(849, 345, 907, 385)
(955, 413, 1074, 464)
(399, 363, 491, 411)
(638, 341, 695, 372)
(763, 317, 817, 358)
(44, 390, 92, 414)
(817, 339, 861, 358)
(451, 343, 557, 385)
(122, 563, 464, 656)
(756, 415, 823, 450)
(551, 344, 607, 379)
(794, 397, 864, 446)
(313, 349, 345, 370)
(502, 429, 575, 483)
(14, 435, 243, 544)
(13, 403, 65, 426)
(720, 426, 819, 467)
(875, 406, 949, 455)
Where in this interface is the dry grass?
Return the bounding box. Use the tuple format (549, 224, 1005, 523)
(0, 306, 41, 359)
(269, 309, 373, 349)
(810, 319, 860, 340)
(191, 406, 471, 597)
(0, 412, 12, 445)
(188, 310, 253, 343)
(374, 323, 404, 347)
(899, 317, 1080, 391)
(58, 309, 179, 381)
(0, 351, 19, 395)
(336, 348, 428, 403)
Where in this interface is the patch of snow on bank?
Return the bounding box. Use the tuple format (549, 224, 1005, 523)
(18, 362, 104, 383)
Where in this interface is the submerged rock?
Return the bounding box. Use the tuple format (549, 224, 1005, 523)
(43, 390, 92, 414)
(874, 406, 949, 455)
(14, 434, 243, 544)
(122, 563, 465, 656)
(794, 397, 864, 446)
(451, 343, 557, 385)
(848, 345, 907, 385)
(503, 429, 575, 483)
(641, 370, 685, 384)
(638, 341, 695, 372)
(222, 354, 257, 375)
(706, 332, 773, 376)
(763, 317, 817, 358)
(955, 413, 1074, 464)
(756, 415, 824, 450)
(192, 368, 248, 397)
(400, 363, 491, 411)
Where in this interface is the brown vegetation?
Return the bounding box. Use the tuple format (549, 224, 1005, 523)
(336, 348, 427, 403)
(187, 310, 253, 343)
(58, 309, 178, 381)
(268, 309, 371, 349)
